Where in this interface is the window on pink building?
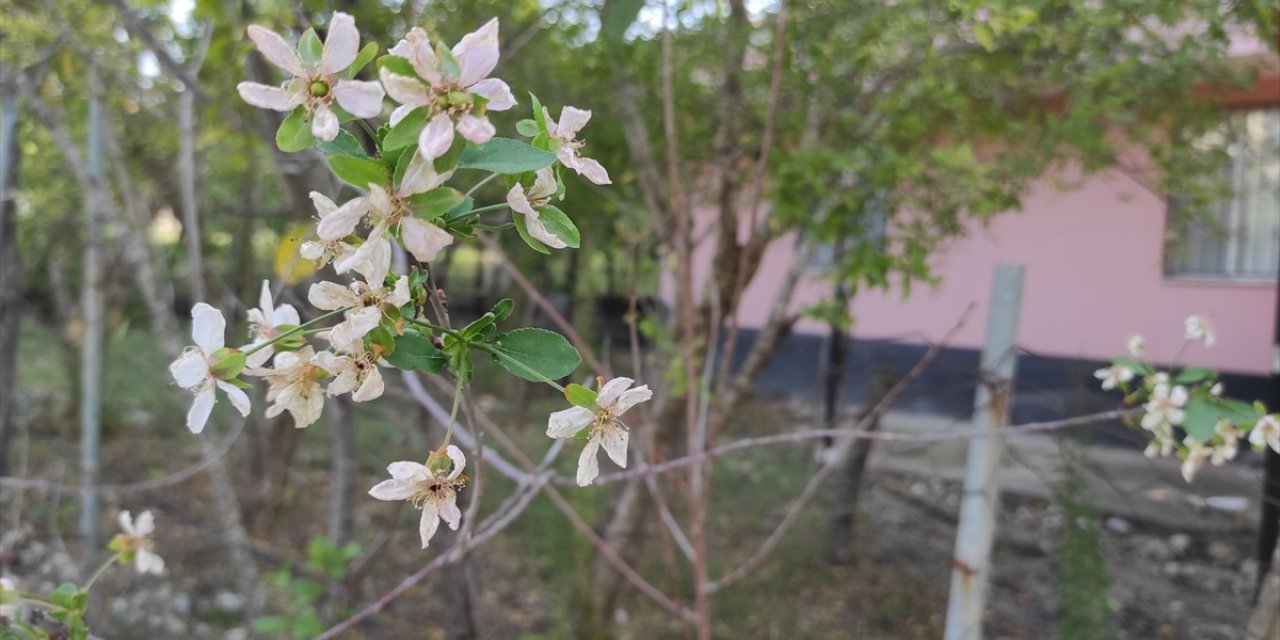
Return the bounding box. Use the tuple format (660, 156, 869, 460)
(1167, 108, 1280, 281)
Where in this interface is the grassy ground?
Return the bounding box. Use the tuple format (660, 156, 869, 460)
(2, 322, 1260, 639)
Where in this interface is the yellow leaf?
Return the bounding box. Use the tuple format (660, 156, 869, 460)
(274, 224, 319, 285)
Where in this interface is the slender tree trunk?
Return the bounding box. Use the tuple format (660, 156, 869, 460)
(327, 395, 355, 545)
(828, 365, 896, 564)
(0, 85, 23, 479)
(78, 80, 106, 568)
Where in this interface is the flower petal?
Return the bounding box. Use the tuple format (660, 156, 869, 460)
(445, 445, 467, 480)
(399, 147, 451, 195)
(257, 280, 274, 317)
(469, 78, 516, 111)
(547, 406, 595, 438)
(596, 377, 634, 409)
(136, 549, 165, 575)
(400, 217, 453, 263)
(273, 303, 301, 327)
(170, 350, 210, 389)
(311, 104, 340, 141)
(309, 281, 358, 310)
(555, 106, 592, 139)
(452, 18, 500, 88)
(524, 214, 567, 250)
(455, 114, 495, 145)
(332, 80, 385, 119)
(321, 11, 359, 74)
(134, 510, 155, 536)
(369, 478, 417, 501)
(310, 191, 338, 217)
(331, 306, 382, 346)
(191, 303, 226, 354)
(418, 114, 457, 162)
(237, 82, 301, 111)
(379, 68, 429, 107)
(419, 501, 441, 548)
(217, 380, 252, 417)
(353, 366, 384, 402)
(118, 511, 136, 536)
(315, 196, 370, 240)
(388, 461, 429, 480)
(613, 386, 652, 415)
(600, 424, 629, 468)
(576, 435, 601, 487)
(188, 384, 216, 434)
(438, 495, 462, 530)
(247, 25, 304, 76)
(506, 183, 536, 217)
(575, 156, 612, 185)
(388, 103, 418, 127)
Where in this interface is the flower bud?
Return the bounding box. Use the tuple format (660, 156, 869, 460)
(309, 80, 330, 97)
(274, 324, 308, 351)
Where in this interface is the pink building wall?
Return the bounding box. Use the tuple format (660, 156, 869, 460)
(723, 166, 1276, 376)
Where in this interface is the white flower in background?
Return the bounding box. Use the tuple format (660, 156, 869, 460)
(315, 137, 455, 265)
(0, 576, 17, 620)
(546, 377, 652, 486)
(1144, 427, 1175, 458)
(507, 167, 565, 249)
(1250, 414, 1280, 453)
(544, 106, 611, 185)
(254, 346, 329, 429)
(308, 266, 411, 346)
(1209, 382, 1224, 396)
(246, 281, 302, 367)
(1145, 371, 1169, 388)
(380, 19, 516, 145)
(368, 446, 467, 548)
(114, 510, 165, 575)
(315, 341, 385, 402)
(1125, 334, 1145, 357)
(169, 303, 251, 433)
(1184, 314, 1215, 346)
(1140, 384, 1187, 431)
(236, 12, 384, 141)
(1093, 363, 1134, 390)
(1212, 419, 1243, 465)
(1181, 437, 1212, 482)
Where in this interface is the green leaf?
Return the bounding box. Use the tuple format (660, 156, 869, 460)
(530, 93, 548, 133)
(251, 616, 291, 634)
(384, 107, 427, 150)
(459, 138, 558, 174)
(490, 328, 581, 382)
(565, 383, 599, 409)
(1112, 357, 1152, 375)
(329, 155, 391, 190)
(276, 108, 314, 153)
(435, 42, 460, 80)
(445, 195, 475, 221)
(343, 41, 379, 79)
(491, 298, 514, 323)
(539, 204, 581, 248)
(298, 28, 323, 63)
(1218, 398, 1258, 426)
(1174, 367, 1214, 384)
(385, 331, 447, 372)
(462, 313, 498, 342)
(973, 23, 996, 52)
(1183, 396, 1217, 442)
(391, 144, 417, 185)
(377, 54, 418, 79)
(407, 187, 466, 221)
(512, 212, 551, 254)
(289, 577, 325, 600)
(315, 129, 366, 158)
(516, 119, 540, 137)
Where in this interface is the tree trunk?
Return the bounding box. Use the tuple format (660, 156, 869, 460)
(0, 85, 23, 479)
(78, 82, 106, 568)
(327, 396, 355, 545)
(828, 365, 897, 564)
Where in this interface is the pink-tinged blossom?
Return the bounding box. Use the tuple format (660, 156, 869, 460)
(1125, 334, 1145, 357)
(168, 303, 251, 433)
(1184, 314, 1215, 346)
(506, 167, 566, 249)
(544, 106, 611, 185)
(546, 377, 652, 486)
(368, 446, 467, 548)
(380, 19, 516, 147)
(246, 280, 301, 367)
(236, 12, 384, 141)
(307, 251, 411, 346)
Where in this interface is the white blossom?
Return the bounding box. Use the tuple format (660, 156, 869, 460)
(1249, 414, 1280, 453)
(315, 341, 385, 402)
(1125, 334, 1145, 357)
(115, 511, 165, 575)
(1181, 437, 1213, 482)
(236, 12, 384, 141)
(381, 19, 516, 146)
(1212, 419, 1243, 465)
(546, 377, 652, 486)
(506, 167, 566, 249)
(1140, 383, 1187, 431)
(368, 446, 467, 548)
(308, 269, 411, 347)
(168, 303, 251, 434)
(1093, 363, 1134, 390)
(0, 576, 17, 620)
(253, 347, 329, 429)
(1184, 314, 1215, 346)
(544, 106, 611, 185)
(246, 281, 302, 367)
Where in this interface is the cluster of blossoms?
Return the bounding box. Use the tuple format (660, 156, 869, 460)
(169, 13, 636, 550)
(1096, 314, 1279, 482)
